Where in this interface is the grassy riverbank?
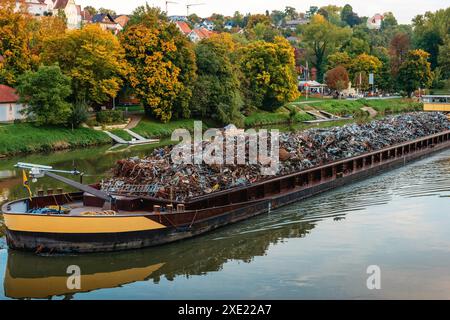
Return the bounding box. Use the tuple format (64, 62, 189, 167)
(0, 123, 111, 157)
(294, 98, 422, 116)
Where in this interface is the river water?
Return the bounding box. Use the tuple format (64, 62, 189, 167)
(0, 142, 449, 299)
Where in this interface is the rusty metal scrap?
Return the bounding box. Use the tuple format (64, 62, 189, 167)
(103, 112, 450, 201)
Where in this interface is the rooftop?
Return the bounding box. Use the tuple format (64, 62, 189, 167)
(0, 85, 19, 104)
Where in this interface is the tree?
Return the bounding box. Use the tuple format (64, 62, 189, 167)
(30, 16, 67, 54)
(306, 6, 319, 19)
(341, 4, 360, 27)
(373, 47, 394, 92)
(389, 32, 410, 76)
(240, 37, 299, 111)
(187, 13, 201, 26)
(299, 14, 351, 81)
(438, 36, 450, 79)
(247, 23, 280, 42)
(233, 11, 245, 28)
(121, 8, 197, 122)
(413, 8, 449, 69)
(41, 24, 129, 106)
(318, 5, 342, 26)
(16, 65, 72, 126)
(343, 37, 370, 56)
(381, 12, 398, 30)
(284, 6, 298, 20)
(0, 0, 37, 85)
(192, 35, 243, 126)
(246, 14, 271, 29)
(327, 52, 352, 70)
(270, 10, 286, 26)
(83, 6, 97, 16)
(99, 8, 116, 16)
(325, 66, 349, 94)
(398, 49, 433, 95)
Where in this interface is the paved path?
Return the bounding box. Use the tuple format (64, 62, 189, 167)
(125, 114, 143, 129)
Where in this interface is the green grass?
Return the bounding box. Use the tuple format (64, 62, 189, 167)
(115, 105, 145, 113)
(244, 109, 314, 127)
(303, 98, 422, 117)
(110, 129, 133, 141)
(0, 123, 111, 156)
(133, 118, 217, 139)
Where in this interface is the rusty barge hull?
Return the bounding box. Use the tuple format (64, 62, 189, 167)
(2, 130, 450, 253)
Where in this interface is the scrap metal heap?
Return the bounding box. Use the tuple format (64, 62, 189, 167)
(103, 112, 450, 201)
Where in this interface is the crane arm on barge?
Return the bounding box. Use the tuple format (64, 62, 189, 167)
(14, 162, 115, 206)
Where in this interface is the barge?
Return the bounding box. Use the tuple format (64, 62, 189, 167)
(2, 130, 450, 253)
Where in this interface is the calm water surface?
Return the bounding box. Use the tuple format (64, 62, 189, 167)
(0, 144, 449, 299)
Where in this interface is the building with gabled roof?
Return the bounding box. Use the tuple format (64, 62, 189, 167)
(0, 85, 28, 123)
(175, 21, 192, 36)
(189, 27, 215, 43)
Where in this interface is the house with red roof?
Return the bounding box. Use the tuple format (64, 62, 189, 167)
(0, 85, 28, 123)
(175, 21, 192, 36)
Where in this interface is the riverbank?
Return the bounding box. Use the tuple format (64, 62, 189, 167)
(0, 123, 111, 157)
(0, 98, 424, 158)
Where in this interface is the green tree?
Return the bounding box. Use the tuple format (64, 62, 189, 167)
(341, 4, 360, 27)
(284, 6, 298, 20)
(412, 8, 449, 69)
(327, 52, 352, 70)
(381, 12, 398, 30)
(438, 36, 450, 79)
(343, 37, 370, 56)
(240, 37, 299, 111)
(398, 49, 433, 95)
(299, 14, 351, 81)
(192, 35, 243, 125)
(373, 47, 394, 92)
(318, 5, 343, 26)
(83, 6, 97, 16)
(41, 24, 129, 106)
(98, 8, 116, 16)
(16, 65, 72, 126)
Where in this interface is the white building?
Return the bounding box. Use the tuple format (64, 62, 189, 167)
(367, 13, 384, 30)
(0, 85, 27, 123)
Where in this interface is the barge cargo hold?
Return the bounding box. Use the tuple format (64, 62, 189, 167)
(2, 130, 450, 253)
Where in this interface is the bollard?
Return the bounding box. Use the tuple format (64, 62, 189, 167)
(57, 188, 63, 194)
(47, 188, 53, 195)
(37, 190, 44, 197)
(153, 205, 160, 213)
(167, 204, 173, 213)
(177, 204, 185, 213)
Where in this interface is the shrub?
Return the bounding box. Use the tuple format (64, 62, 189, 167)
(96, 110, 125, 125)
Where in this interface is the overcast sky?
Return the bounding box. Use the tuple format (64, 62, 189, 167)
(77, 0, 449, 24)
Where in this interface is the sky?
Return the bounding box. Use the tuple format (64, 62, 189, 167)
(77, 0, 450, 24)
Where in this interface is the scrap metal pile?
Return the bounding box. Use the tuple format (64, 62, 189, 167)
(103, 112, 450, 201)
